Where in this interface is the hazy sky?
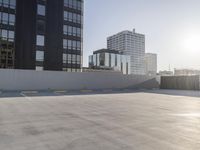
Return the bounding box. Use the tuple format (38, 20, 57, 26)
(83, 0, 200, 71)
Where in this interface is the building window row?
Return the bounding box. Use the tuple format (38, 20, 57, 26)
(0, 12, 15, 25)
(64, 11, 82, 24)
(0, 0, 16, 9)
(63, 25, 81, 37)
(63, 39, 81, 50)
(64, 0, 82, 11)
(63, 54, 81, 64)
(0, 29, 14, 41)
(63, 68, 81, 72)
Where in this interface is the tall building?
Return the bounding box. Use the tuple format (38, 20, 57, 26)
(145, 53, 157, 76)
(0, 0, 83, 72)
(107, 29, 145, 75)
(89, 49, 131, 74)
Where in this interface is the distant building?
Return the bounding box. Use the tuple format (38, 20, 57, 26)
(174, 69, 200, 76)
(107, 29, 145, 75)
(158, 70, 173, 76)
(89, 49, 131, 74)
(145, 53, 157, 76)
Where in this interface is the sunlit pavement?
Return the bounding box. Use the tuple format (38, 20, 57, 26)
(0, 90, 200, 150)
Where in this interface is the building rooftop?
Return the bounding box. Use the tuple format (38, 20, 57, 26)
(107, 29, 145, 39)
(93, 49, 121, 54)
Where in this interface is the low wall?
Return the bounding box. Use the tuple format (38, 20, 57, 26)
(0, 69, 159, 91)
(160, 75, 200, 90)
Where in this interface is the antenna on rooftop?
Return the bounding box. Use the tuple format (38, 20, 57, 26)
(168, 64, 171, 71)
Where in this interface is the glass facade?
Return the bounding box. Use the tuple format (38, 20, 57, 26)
(89, 49, 131, 75)
(63, 0, 83, 72)
(0, 0, 16, 68)
(1, 0, 83, 71)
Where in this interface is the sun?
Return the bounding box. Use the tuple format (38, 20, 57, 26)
(182, 33, 200, 52)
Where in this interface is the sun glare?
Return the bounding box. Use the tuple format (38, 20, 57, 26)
(182, 33, 200, 52)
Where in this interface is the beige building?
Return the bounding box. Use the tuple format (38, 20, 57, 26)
(145, 53, 157, 76)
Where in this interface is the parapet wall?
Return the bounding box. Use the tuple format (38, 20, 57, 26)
(0, 69, 159, 91)
(160, 75, 200, 90)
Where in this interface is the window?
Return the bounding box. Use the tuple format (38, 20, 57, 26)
(8, 30, 14, 41)
(72, 41, 76, 50)
(37, 4, 45, 16)
(68, 54, 72, 63)
(36, 51, 44, 62)
(77, 55, 81, 64)
(36, 35, 45, 46)
(1, 0, 16, 8)
(69, 12, 73, 21)
(63, 54, 67, 63)
(2, 0, 9, 7)
(72, 0, 77, 9)
(68, 26, 73, 35)
(72, 55, 76, 64)
(68, 40, 72, 49)
(10, 0, 16, 9)
(77, 41, 81, 50)
(2, 12, 8, 24)
(63, 39, 67, 49)
(63, 25, 67, 34)
(77, 14, 81, 23)
(73, 13, 77, 23)
(2, 30, 8, 39)
(9, 14, 15, 25)
(36, 66, 43, 71)
(37, 20, 45, 33)
(77, 1, 82, 10)
(72, 27, 76, 36)
(64, 11, 68, 20)
(77, 28, 81, 37)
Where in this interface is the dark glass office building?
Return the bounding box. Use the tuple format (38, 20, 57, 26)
(0, 0, 83, 72)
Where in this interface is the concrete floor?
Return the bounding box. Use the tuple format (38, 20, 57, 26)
(0, 90, 200, 150)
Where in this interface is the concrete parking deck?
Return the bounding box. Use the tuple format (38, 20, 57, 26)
(0, 90, 200, 150)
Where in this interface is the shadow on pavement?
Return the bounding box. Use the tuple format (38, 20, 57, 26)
(0, 89, 144, 99)
(1, 89, 200, 99)
(146, 89, 200, 98)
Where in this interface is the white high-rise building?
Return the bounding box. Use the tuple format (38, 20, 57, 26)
(145, 53, 157, 76)
(107, 29, 145, 75)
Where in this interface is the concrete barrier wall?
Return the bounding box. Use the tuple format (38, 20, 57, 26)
(160, 75, 200, 90)
(0, 69, 159, 91)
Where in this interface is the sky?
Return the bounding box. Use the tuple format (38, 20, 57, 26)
(83, 0, 200, 71)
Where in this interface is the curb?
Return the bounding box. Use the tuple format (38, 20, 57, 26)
(21, 91, 38, 94)
(54, 90, 67, 93)
(80, 90, 93, 93)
